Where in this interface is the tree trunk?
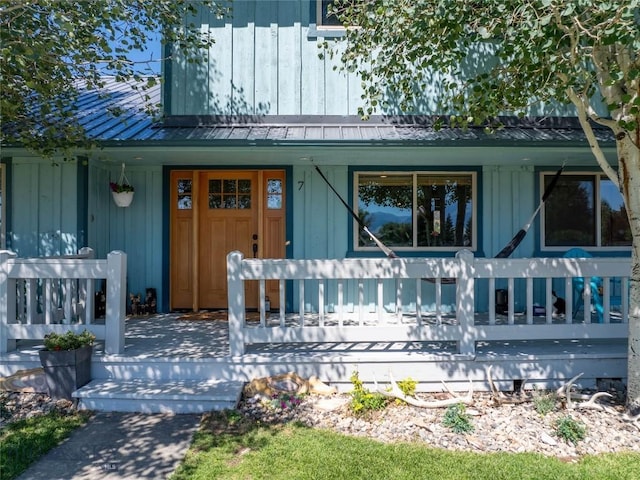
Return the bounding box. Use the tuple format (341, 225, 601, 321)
(618, 137, 640, 414)
(571, 91, 640, 414)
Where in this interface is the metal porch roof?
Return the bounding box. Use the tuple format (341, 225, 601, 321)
(24, 77, 619, 148)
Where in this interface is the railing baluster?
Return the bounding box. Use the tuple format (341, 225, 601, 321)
(488, 277, 496, 325)
(338, 280, 344, 327)
(545, 278, 552, 324)
(358, 280, 364, 326)
(435, 278, 442, 325)
(396, 279, 402, 323)
(279, 279, 285, 327)
(299, 279, 305, 326)
(526, 278, 534, 325)
(415, 278, 422, 326)
(318, 281, 325, 327)
(15, 279, 24, 323)
(84, 278, 94, 325)
(64, 279, 72, 324)
(602, 277, 611, 324)
(507, 278, 515, 325)
(565, 278, 573, 323)
(45, 279, 52, 324)
(259, 279, 267, 327)
(583, 280, 592, 323)
(377, 279, 384, 324)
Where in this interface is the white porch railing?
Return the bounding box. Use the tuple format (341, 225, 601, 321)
(226, 250, 630, 356)
(0, 249, 127, 354)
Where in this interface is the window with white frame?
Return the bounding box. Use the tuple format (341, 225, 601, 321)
(541, 172, 630, 249)
(355, 172, 476, 252)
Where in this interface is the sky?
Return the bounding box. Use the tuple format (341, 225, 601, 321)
(125, 34, 162, 74)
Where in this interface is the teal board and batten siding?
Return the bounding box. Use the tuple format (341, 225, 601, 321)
(87, 162, 164, 309)
(481, 165, 537, 312)
(6, 158, 84, 257)
(167, 1, 365, 116)
(165, 1, 586, 118)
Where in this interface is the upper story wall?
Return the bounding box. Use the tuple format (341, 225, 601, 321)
(167, 0, 365, 116)
(166, 1, 587, 118)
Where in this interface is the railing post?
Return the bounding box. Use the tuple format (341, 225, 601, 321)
(455, 249, 475, 355)
(227, 251, 246, 356)
(78, 247, 95, 324)
(0, 250, 18, 352)
(105, 251, 127, 354)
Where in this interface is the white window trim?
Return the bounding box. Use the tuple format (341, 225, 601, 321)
(539, 170, 631, 252)
(316, 0, 344, 30)
(307, 1, 348, 38)
(353, 170, 478, 253)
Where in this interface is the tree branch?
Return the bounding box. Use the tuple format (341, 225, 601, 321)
(566, 87, 620, 187)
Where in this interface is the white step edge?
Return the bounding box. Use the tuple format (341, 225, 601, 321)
(74, 379, 244, 414)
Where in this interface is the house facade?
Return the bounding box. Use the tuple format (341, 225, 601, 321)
(0, 1, 630, 315)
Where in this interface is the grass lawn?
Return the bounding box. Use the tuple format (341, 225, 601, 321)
(0, 410, 92, 480)
(171, 410, 640, 480)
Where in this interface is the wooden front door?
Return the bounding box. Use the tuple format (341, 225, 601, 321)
(170, 170, 286, 311)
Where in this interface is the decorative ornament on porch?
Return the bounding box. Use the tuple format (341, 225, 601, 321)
(38, 329, 95, 400)
(110, 163, 135, 207)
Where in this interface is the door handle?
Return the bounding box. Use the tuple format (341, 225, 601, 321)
(252, 243, 258, 258)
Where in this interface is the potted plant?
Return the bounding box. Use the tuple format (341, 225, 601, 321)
(38, 330, 96, 400)
(110, 180, 135, 207)
(110, 163, 135, 207)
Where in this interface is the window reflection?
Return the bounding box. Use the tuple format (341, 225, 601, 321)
(356, 172, 474, 250)
(319, 0, 342, 27)
(543, 173, 630, 248)
(544, 175, 595, 246)
(177, 179, 192, 210)
(209, 178, 252, 209)
(601, 179, 630, 246)
(417, 175, 472, 248)
(267, 179, 282, 209)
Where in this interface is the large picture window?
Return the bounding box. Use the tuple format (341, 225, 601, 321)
(542, 172, 630, 249)
(355, 172, 476, 252)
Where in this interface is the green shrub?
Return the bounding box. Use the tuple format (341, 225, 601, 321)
(390, 377, 418, 405)
(554, 415, 587, 445)
(349, 371, 389, 415)
(43, 329, 95, 351)
(532, 390, 557, 417)
(442, 403, 474, 434)
(396, 377, 417, 397)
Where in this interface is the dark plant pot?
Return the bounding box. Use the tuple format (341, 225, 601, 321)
(38, 345, 93, 400)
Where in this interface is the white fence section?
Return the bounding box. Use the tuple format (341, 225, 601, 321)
(0, 249, 127, 354)
(226, 250, 630, 356)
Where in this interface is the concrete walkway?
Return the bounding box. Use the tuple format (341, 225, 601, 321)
(16, 412, 201, 480)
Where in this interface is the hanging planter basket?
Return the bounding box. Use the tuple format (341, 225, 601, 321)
(112, 190, 134, 207)
(110, 163, 135, 207)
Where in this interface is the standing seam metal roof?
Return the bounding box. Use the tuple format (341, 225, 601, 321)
(64, 78, 617, 146)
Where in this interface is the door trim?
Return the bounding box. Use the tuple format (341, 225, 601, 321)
(165, 166, 293, 312)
